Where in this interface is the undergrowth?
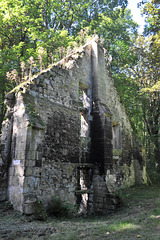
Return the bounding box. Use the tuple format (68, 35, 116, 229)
(46, 196, 77, 218)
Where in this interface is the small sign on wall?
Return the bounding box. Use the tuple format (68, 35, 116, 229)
(88, 115, 93, 121)
(13, 160, 21, 165)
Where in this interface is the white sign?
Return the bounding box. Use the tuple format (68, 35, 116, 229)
(88, 115, 93, 121)
(13, 160, 21, 165)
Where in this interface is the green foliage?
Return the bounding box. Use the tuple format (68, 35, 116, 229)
(122, 35, 160, 171)
(25, 103, 45, 128)
(33, 199, 47, 221)
(140, 0, 160, 35)
(113, 73, 144, 140)
(146, 159, 160, 183)
(46, 196, 76, 218)
(152, 208, 160, 216)
(83, 7, 138, 73)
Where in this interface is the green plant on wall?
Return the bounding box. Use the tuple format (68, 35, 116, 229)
(22, 92, 45, 128)
(26, 103, 45, 128)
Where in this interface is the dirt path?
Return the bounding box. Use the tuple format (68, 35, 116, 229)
(0, 184, 160, 240)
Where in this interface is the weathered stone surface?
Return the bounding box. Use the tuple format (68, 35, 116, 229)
(0, 40, 146, 214)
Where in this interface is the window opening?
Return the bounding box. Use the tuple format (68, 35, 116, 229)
(112, 123, 122, 149)
(79, 88, 90, 138)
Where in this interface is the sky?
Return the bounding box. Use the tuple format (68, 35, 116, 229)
(127, 0, 146, 33)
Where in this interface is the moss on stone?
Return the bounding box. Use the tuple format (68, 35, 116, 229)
(23, 94, 45, 129)
(26, 103, 45, 128)
(113, 149, 122, 156)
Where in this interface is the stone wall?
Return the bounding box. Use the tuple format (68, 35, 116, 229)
(0, 41, 146, 215)
(105, 69, 147, 187)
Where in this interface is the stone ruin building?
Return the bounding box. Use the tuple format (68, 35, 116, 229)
(0, 41, 147, 215)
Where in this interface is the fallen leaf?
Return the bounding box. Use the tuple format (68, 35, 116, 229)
(137, 235, 141, 238)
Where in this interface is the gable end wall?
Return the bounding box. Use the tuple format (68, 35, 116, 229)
(0, 41, 146, 214)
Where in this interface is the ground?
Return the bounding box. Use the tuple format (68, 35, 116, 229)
(0, 183, 160, 240)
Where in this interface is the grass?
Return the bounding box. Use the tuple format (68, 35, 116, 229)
(54, 231, 81, 240)
(108, 221, 139, 232)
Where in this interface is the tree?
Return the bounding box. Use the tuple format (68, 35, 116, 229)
(112, 1, 160, 174)
(139, 0, 160, 35)
(0, 0, 74, 128)
(122, 35, 160, 172)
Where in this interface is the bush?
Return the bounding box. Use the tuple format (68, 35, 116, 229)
(46, 196, 76, 218)
(33, 199, 47, 221)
